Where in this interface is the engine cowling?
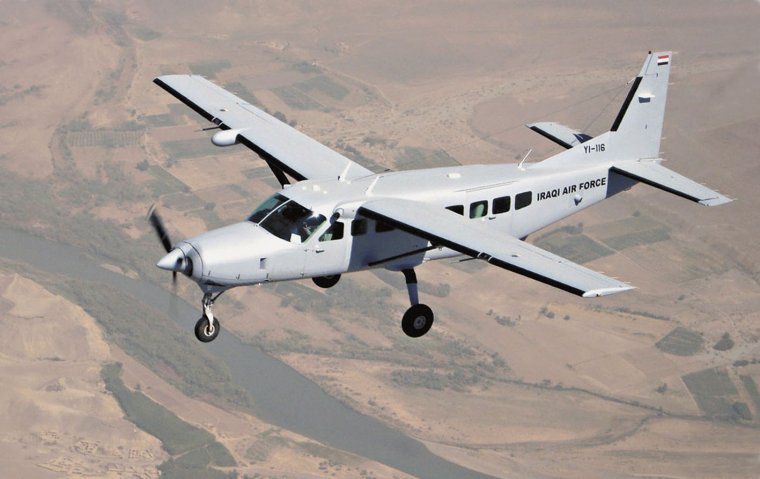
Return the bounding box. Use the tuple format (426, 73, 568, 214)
(211, 128, 244, 147)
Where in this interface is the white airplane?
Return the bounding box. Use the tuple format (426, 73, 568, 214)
(150, 51, 730, 342)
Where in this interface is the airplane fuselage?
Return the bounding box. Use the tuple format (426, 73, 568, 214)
(171, 161, 635, 292)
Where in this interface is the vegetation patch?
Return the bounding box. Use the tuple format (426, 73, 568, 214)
(394, 147, 459, 170)
(333, 141, 385, 173)
(102, 363, 235, 478)
(65, 282, 253, 410)
(189, 60, 231, 79)
(128, 25, 162, 41)
(271, 86, 324, 111)
(294, 75, 350, 100)
(162, 192, 206, 212)
(588, 216, 671, 251)
(242, 166, 273, 179)
(713, 332, 735, 351)
(141, 113, 177, 128)
(655, 327, 703, 356)
(66, 129, 144, 148)
(223, 81, 264, 107)
(390, 367, 481, 392)
(740, 375, 760, 416)
(147, 165, 189, 196)
(161, 138, 232, 160)
(534, 231, 613, 264)
(682, 368, 740, 418)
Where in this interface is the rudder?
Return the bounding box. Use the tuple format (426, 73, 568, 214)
(610, 51, 671, 160)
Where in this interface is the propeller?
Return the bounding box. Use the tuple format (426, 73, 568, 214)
(147, 204, 179, 285)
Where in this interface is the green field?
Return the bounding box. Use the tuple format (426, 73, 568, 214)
(682, 368, 739, 418)
(294, 75, 350, 100)
(162, 192, 206, 212)
(534, 230, 614, 264)
(147, 165, 189, 196)
(655, 327, 703, 356)
(587, 216, 671, 251)
(141, 113, 177, 127)
(394, 147, 459, 170)
(161, 138, 231, 160)
(66, 129, 144, 148)
(223, 81, 264, 107)
(740, 375, 760, 418)
(102, 363, 236, 478)
(189, 60, 231, 79)
(271, 86, 324, 110)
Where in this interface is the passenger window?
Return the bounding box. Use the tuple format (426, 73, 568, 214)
(319, 222, 344, 241)
(470, 200, 488, 218)
(376, 220, 395, 233)
(515, 191, 532, 210)
(493, 196, 511, 214)
(351, 219, 367, 236)
(446, 205, 464, 215)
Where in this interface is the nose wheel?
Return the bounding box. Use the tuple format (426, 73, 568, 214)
(195, 292, 222, 342)
(400, 268, 434, 338)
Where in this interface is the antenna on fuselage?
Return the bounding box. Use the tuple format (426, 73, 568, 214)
(338, 161, 351, 182)
(518, 149, 532, 171)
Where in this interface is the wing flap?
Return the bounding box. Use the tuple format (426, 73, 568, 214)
(154, 75, 374, 181)
(611, 160, 732, 206)
(358, 198, 634, 297)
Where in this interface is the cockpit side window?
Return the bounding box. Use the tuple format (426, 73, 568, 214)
(247, 193, 289, 223)
(319, 222, 344, 241)
(259, 200, 326, 242)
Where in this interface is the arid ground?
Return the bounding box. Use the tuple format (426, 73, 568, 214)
(1, 1, 760, 477)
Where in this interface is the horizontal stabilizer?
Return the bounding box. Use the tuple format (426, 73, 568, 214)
(527, 122, 593, 149)
(611, 160, 732, 206)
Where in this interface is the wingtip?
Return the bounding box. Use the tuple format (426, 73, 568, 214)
(699, 195, 734, 207)
(583, 285, 636, 298)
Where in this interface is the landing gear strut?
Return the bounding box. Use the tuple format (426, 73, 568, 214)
(195, 292, 221, 342)
(401, 269, 434, 338)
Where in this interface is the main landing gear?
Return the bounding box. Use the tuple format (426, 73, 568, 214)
(401, 269, 434, 338)
(195, 292, 221, 342)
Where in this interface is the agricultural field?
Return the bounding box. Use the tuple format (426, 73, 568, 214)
(2, 0, 760, 478)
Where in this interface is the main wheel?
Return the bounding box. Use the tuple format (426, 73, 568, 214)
(401, 304, 434, 338)
(195, 315, 220, 343)
(312, 274, 341, 289)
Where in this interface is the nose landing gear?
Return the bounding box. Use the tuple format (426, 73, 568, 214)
(400, 269, 434, 338)
(195, 292, 221, 342)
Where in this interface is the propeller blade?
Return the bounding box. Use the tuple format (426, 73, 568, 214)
(147, 204, 173, 253)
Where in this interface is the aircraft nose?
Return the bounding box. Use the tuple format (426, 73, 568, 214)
(157, 248, 185, 272)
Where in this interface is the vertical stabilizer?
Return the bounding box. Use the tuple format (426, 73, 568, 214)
(611, 51, 671, 159)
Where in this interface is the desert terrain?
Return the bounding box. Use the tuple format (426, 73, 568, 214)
(1, 1, 760, 477)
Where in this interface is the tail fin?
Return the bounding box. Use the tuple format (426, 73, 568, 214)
(610, 51, 671, 159)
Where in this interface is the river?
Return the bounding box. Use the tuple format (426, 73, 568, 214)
(0, 226, 498, 479)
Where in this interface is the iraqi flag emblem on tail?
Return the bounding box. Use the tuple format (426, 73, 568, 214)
(657, 54, 670, 66)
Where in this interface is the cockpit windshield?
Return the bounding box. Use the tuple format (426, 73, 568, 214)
(247, 193, 289, 223)
(261, 201, 326, 243)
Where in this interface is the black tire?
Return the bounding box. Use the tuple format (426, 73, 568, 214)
(312, 274, 341, 289)
(194, 315, 220, 342)
(401, 304, 434, 338)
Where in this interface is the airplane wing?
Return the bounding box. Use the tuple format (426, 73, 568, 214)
(358, 198, 634, 297)
(527, 122, 593, 149)
(154, 75, 374, 182)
